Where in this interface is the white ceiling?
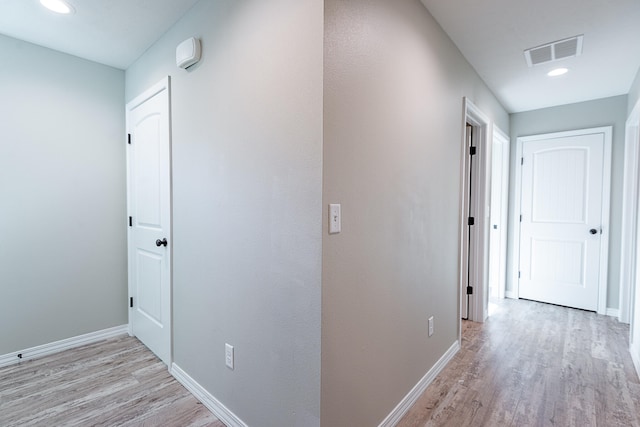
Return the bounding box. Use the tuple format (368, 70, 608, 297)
(1, 1, 639, 112)
(421, 0, 640, 112)
(0, 0, 200, 70)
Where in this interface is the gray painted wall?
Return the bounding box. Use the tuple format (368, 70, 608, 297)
(125, 1, 322, 426)
(323, 1, 508, 425)
(0, 35, 127, 354)
(508, 95, 628, 310)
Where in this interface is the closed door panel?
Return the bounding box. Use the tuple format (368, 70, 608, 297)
(519, 133, 604, 311)
(134, 113, 162, 228)
(136, 249, 163, 325)
(127, 78, 171, 365)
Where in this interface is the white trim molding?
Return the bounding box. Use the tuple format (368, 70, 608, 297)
(378, 341, 460, 427)
(505, 290, 518, 299)
(459, 97, 492, 324)
(171, 363, 248, 427)
(0, 325, 128, 369)
(606, 308, 620, 318)
(632, 345, 640, 380)
(619, 99, 640, 324)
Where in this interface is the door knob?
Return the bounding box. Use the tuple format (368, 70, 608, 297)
(589, 228, 598, 235)
(156, 238, 168, 247)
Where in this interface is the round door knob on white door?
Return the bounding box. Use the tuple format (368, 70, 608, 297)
(156, 238, 168, 247)
(589, 229, 598, 235)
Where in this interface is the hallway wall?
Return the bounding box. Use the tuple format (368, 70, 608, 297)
(0, 34, 126, 355)
(323, 0, 508, 425)
(126, 1, 323, 425)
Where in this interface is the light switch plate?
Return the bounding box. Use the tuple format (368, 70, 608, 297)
(329, 204, 341, 234)
(428, 316, 434, 337)
(225, 343, 234, 370)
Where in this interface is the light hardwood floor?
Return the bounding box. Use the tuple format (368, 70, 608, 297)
(399, 298, 640, 427)
(0, 336, 224, 427)
(3, 300, 639, 427)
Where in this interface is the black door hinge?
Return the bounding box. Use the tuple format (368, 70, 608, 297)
(466, 286, 473, 295)
(470, 146, 477, 156)
(127, 134, 131, 145)
(129, 216, 133, 227)
(521, 157, 524, 165)
(519, 214, 522, 222)
(129, 297, 133, 308)
(468, 217, 475, 226)
(518, 271, 521, 279)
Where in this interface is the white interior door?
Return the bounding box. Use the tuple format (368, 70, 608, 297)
(126, 77, 171, 365)
(488, 127, 509, 300)
(518, 129, 610, 311)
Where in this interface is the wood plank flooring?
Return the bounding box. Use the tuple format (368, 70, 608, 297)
(0, 336, 224, 427)
(3, 300, 638, 426)
(398, 298, 640, 427)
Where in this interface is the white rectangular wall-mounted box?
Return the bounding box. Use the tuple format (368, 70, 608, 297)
(428, 316, 434, 337)
(176, 37, 201, 69)
(225, 343, 234, 370)
(329, 204, 341, 234)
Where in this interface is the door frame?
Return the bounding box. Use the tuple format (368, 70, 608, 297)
(620, 99, 640, 324)
(126, 76, 173, 365)
(458, 97, 491, 323)
(511, 126, 612, 315)
(489, 125, 510, 299)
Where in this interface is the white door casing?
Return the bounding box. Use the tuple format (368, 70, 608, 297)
(623, 99, 640, 376)
(621, 100, 640, 325)
(459, 98, 491, 324)
(126, 77, 172, 366)
(632, 203, 640, 376)
(461, 123, 472, 320)
(515, 127, 611, 313)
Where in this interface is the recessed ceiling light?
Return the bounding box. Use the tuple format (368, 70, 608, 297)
(40, 0, 74, 14)
(547, 68, 569, 77)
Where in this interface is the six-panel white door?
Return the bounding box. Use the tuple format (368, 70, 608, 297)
(126, 77, 171, 365)
(519, 131, 605, 311)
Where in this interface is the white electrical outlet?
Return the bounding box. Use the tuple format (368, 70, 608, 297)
(225, 343, 234, 370)
(428, 316, 434, 337)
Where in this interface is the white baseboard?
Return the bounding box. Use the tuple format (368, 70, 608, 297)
(606, 308, 620, 318)
(171, 363, 247, 427)
(0, 324, 128, 369)
(631, 345, 640, 380)
(378, 340, 460, 427)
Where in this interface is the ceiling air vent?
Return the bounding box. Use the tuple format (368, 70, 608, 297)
(524, 35, 583, 67)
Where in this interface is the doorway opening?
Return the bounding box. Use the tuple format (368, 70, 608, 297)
(512, 127, 612, 314)
(487, 126, 510, 316)
(621, 100, 640, 325)
(621, 99, 640, 375)
(459, 98, 491, 323)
